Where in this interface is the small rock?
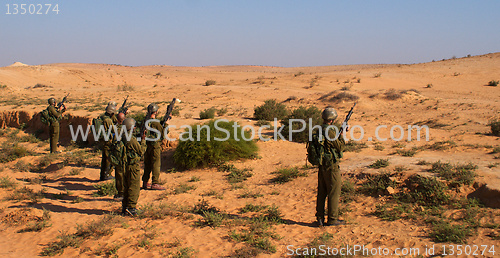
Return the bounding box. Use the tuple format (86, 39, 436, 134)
(386, 186, 396, 195)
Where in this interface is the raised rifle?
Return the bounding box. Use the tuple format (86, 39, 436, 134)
(336, 102, 356, 139)
(119, 95, 129, 114)
(161, 98, 177, 127)
(57, 93, 70, 109)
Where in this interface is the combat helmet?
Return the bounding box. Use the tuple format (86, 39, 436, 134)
(322, 107, 338, 121)
(123, 118, 136, 131)
(48, 98, 56, 105)
(147, 103, 159, 114)
(108, 101, 118, 107)
(106, 104, 117, 115)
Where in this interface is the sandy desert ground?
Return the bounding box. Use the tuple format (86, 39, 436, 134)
(0, 53, 499, 257)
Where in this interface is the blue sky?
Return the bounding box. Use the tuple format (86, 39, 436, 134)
(1, 0, 499, 67)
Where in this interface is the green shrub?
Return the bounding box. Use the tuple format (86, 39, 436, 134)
(487, 80, 499, 86)
(359, 172, 395, 196)
(368, 159, 389, 169)
(490, 119, 500, 136)
(0, 143, 30, 163)
(219, 164, 253, 184)
(195, 210, 226, 228)
(0, 176, 17, 188)
(173, 183, 196, 194)
(396, 175, 450, 206)
(429, 220, 471, 243)
(270, 167, 307, 183)
(429, 161, 477, 187)
(239, 204, 269, 214)
(344, 141, 368, 152)
(205, 80, 216, 86)
(280, 106, 322, 143)
(93, 181, 117, 196)
(173, 120, 258, 169)
(199, 107, 216, 119)
(330, 92, 359, 103)
(253, 99, 288, 121)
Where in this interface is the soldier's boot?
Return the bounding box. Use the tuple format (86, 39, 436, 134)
(150, 184, 165, 190)
(316, 217, 325, 227)
(100, 165, 113, 181)
(325, 219, 346, 226)
(142, 181, 151, 190)
(124, 208, 138, 217)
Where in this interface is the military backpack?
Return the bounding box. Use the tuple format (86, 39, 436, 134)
(307, 132, 325, 166)
(109, 139, 126, 167)
(40, 109, 51, 125)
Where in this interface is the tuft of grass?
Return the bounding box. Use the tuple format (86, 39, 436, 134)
(253, 99, 289, 121)
(13, 160, 32, 172)
(139, 202, 185, 219)
(199, 107, 216, 119)
(192, 199, 219, 215)
(427, 140, 456, 151)
(394, 147, 420, 157)
(194, 210, 226, 228)
(490, 119, 500, 136)
(239, 204, 269, 214)
(229, 218, 279, 254)
(75, 215, 123, 239)
(188, 176, 201, 182)
(93, 181, 117, 196)
(239, 190, 264, 199)
(329, 92, 359, 103)
(429, 161, 477, 187)
(172, 247, 196, 258)
(117, 84, 134, 91)
(219, 164, 253, 184)
(0, 176, 17, 189)
(384, 89, 403, 100)
(359, 172, 395, 196)
(373, 202, 411, 221)
(205, 80, 216, 86)
(40, 232, 81, 256)
(487, 80, 499, 87)
(344, 141, 368, 152)
(368, 159, 389, 169)
(429, 220, 471, 243)
(8, 187, 45, 203)
(374, 72, 382, 78)
(270, 167, 307, 183)
(0, 143, 30, 163)
(173, 183, 196, 194)
(18, 208, 51, 233)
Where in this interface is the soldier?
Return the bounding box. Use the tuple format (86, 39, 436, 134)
(121, 118, 145, 216)
(315, 107, 346, 226)
(113, 112, 126, 200)
(142, 103, 166, 190)
(47, 97, 66, 153)
(99, 103, 117, 181)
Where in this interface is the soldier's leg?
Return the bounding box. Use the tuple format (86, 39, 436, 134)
(126, 163, 141, 209)
(115, 166, 124, 197)
(100, 144, 111, 180)
(54, 124, 60, 152)
(315, 166, 327, 219)
(326, 164, 342, 222)
(122, 166, 131, 211)
(151, 145, 161, 185)
(142, 146, 152, 185)
(49, 126, 56, 153)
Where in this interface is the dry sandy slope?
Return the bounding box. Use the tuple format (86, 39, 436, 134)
(0, 54, 499, 257)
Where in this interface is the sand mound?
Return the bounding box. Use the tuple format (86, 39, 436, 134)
(9, 62, 29, 67)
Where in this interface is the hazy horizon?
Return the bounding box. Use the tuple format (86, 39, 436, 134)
(1, 0, 499, 67)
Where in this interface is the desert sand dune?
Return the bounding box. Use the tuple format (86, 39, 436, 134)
(0, 53, 499, 257)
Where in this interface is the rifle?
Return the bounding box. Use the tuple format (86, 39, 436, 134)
(119, 95, 129, 114)
(57, 93, 70, 109)
(336, 102, 356, 139)
(161, 98, 177, 127)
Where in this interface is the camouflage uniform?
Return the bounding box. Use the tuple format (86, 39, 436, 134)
(100, 113, 115, 181)
(142, 120, 164, 187)
(47, 105, 63, 153)
(122, 133, 145, 212)
(316, 124, 345, 224)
